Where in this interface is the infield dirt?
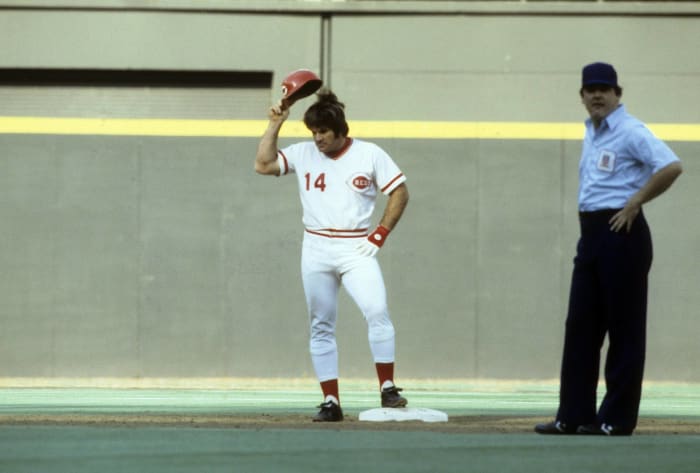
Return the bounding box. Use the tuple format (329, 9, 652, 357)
(1, 414, 698, 435)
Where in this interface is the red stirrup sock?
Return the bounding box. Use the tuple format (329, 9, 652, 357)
(375, 362, 395, 389)
(320, 379, 340, 404)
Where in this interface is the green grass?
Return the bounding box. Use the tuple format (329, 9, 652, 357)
(0, 426, 698, 473)
(1, 381, 698, 473)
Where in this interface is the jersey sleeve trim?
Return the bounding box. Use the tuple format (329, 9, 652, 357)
(277, 150, 289, 176)
(380, 173, 406, 194)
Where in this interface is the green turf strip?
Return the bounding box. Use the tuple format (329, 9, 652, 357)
(1, 383, 699, 417)
(0, 426, 699, 473)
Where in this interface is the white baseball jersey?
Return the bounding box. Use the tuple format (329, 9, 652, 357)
(277, 138, 406, 237)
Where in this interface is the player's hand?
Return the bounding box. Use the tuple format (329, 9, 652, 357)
(268, 101, 290, 122)
(356, 225, 390, 257)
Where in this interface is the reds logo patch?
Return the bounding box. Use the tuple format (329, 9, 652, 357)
(347, 173, 373, 192)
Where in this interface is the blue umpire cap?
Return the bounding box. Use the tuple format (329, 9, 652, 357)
(582, 62, 618, 87)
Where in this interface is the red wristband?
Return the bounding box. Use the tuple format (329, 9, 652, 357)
(368, 225, 391, 248)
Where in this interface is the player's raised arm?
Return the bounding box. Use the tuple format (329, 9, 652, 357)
(256, 70, 322, 177)
(254, 102, 288, 176)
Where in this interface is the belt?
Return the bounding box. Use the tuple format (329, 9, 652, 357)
(305, 228, 368, 238)
(578, 208, 622, 222)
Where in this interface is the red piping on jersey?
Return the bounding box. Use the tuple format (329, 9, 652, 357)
(327, 137, 353, 160)
(305, 228, 369, 238)
(277, 150, 289, 175)
(381, 173, 405, 193)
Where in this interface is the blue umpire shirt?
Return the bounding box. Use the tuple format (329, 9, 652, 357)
(578, 104, 681, 212)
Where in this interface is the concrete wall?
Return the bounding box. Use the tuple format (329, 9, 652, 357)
(1, 2, 698, 382)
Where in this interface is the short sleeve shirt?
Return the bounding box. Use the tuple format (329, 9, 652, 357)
(277, 138, 406, 232)
(578, 104, 681, 212)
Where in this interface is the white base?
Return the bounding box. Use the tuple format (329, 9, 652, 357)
(358, 407, 448, 423)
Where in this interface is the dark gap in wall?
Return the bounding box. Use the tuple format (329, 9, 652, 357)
(0, 68, 272, 88)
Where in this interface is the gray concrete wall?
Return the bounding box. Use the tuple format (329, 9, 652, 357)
(331, 14, 700, 123)
(0, 2, 698, 382)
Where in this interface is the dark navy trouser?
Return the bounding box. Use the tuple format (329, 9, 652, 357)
(556, 209, 652, 433)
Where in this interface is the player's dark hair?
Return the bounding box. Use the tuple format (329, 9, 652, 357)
(304, 88, 350, 137)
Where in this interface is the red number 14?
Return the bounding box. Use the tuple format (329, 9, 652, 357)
(305, 172, 327, 192)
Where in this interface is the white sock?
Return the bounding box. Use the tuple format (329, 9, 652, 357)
(324, 395, 339, 405)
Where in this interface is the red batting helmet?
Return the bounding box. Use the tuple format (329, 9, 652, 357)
(281, 69, 322, 103)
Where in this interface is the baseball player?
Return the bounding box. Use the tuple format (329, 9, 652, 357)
(255, 88, 410, 422)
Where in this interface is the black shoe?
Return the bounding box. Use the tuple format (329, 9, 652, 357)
(534, 420, 576, 435)
(381, 385, 407, 408)
(312, 400, 343, 422)
(577, 423, 631, 436)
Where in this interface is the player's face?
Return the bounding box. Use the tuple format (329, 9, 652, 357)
(310, 127, 346, 155)
(581, 85, 620, 127)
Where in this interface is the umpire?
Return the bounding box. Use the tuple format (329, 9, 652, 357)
(536, 62, 683, 436)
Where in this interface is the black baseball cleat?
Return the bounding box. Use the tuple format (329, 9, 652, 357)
(534, 420, 577, 435)
(576, 423, 632, 436)
(381, 385, 408, 408)
(312, 400, 344, 422)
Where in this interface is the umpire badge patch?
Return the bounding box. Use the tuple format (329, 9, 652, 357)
(597, 150, 616, 172)
(347, 172, 374, 193)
